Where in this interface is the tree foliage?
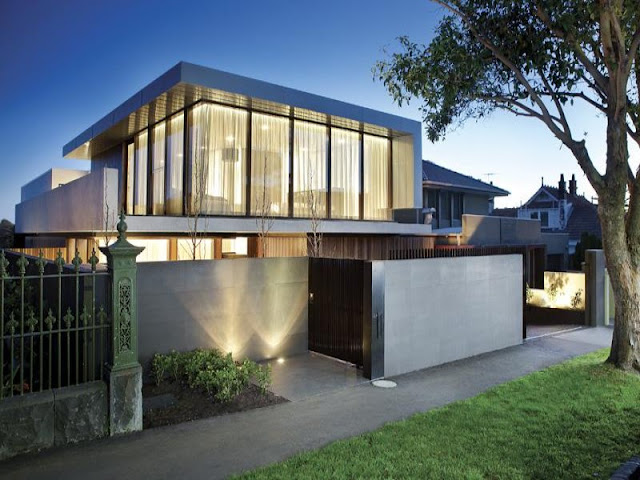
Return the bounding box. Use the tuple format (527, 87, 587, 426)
(375, 0, 640, 371)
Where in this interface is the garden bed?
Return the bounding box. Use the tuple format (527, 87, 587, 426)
(143, 348, 288, 429)
(143, 381, 288, 429)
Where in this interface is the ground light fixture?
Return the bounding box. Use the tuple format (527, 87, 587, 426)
(372, 379, 397, 388)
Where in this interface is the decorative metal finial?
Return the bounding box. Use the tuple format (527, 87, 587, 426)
(36, 251, 46, 275)
(117, 211, 128, 241)
(16, 254, 29, 277)
(55, 250, 65, 274)
(89, 249, 99, 272)
(72, 250, 83, 273)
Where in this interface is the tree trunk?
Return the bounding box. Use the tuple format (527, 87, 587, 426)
(598, 115, 640, 372)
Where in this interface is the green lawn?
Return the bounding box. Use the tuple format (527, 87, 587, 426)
(238, 350, 640, 479)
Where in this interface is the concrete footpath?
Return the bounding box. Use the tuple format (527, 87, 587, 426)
(1, 327, 612, 480)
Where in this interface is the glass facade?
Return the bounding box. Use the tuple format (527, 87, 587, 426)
(189, 103, 248, 215)
(363, 134, 390, 220)
(293, 120, 328, 217)
(121, 100, 414, 222)
(166, 112, 184, 215)
(151, 122, 166, 214)
(331, 128, 360, 219)
(251, 113, 289, 216)
(134, 130, 148, 215)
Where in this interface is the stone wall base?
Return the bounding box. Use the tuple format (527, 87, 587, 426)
(109, 364, 142, 435)
(0, 381, 107, 461)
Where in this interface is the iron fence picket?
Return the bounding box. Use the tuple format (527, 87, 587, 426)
(0, 249, 111, 399)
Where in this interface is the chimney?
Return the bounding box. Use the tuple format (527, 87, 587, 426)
(558, 174, 567, 199)
(569, 174, 577, 196)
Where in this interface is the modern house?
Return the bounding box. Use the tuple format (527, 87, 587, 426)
(15, 62, 431, 261)
(422, 160, 509, 232)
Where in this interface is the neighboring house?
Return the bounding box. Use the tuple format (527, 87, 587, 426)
(15, 62, 430, 261)
(422, 160, 509, 232)
(493, 174, 601, 269)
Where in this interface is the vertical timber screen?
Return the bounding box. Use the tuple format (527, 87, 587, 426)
(0, 249, 111, 399)
(308, 258, 368, 367)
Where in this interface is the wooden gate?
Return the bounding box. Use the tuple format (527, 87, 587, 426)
(308, 258, 369, 367)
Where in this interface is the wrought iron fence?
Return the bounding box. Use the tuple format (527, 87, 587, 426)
(0, 249, 111, 398)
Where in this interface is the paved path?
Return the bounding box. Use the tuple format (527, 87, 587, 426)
(1, 327, 612, 480)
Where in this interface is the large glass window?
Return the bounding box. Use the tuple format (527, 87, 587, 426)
(363, 135, 390, 220)
(331, 128, 360, 219)
(251, 113, 290, 216)
(166, 112, 184, 215)
(126, 142, 134, 215)
(134, 130, 148, 215)
(392, 135, 414, 209)
(151, 122, 166, 215)
(293, 120, 327, 217)
(189, 103, 248, 215)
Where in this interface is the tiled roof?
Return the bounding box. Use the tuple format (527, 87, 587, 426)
(536, 185, 601, 240)
(422, 160, 509, 197)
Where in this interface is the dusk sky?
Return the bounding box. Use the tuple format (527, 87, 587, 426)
(1, 0, 636, 222)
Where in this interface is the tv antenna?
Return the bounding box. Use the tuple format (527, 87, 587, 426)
(483, 173, 496, 183)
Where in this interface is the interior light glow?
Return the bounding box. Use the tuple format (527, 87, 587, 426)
(277, 358, 285, 364)
(225, 135, 235, 143)
(261, 124, 269, 131)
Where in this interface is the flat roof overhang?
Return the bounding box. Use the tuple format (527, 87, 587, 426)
(64, 62, 421, 159)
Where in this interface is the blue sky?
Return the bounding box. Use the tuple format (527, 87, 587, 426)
(1, 0, 632, 221)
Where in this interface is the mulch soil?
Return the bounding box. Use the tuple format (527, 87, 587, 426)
(143, 381, 288, 429)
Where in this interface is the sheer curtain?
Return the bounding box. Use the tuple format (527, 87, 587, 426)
(293, 120, 327, 217)
(190, 103, 247, 215)
(152, 122, 166, 214)
(363, 135, 390, 220)
(134, 130, 148, 215)
(126, 143, 134, 215)
(251, 113, 290, 216)
(392, 135, 414, 209)
(331, 128, 360, 219)
(166, 112, 184, 215)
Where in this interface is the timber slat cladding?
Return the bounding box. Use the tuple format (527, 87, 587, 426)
(308, 258, 365, 367)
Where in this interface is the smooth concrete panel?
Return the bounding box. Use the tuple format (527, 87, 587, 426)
(383, 255, 523, 377)
(137, 257, 308, 366)
(16, 168, 118, 234)
(463, 214, 541, 246)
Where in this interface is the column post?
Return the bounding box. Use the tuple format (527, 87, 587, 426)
(100, 212, 145, 435)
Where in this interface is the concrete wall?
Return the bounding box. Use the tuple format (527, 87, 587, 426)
(21, 169, 89, 202)
(463, 214, 541, 245)
(137, 257, 308, 366)
(15, 168, 118, 234)
(381, 255, 523, 377)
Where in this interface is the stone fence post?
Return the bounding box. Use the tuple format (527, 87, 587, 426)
(584, 249, 606, 327)
(100, 213, 145, 435)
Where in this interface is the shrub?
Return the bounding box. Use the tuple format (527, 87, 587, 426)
(151, 353, 171, 386)
(150, 348, 272, 403)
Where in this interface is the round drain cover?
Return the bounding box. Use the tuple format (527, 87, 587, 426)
(372, 379, 397, 388)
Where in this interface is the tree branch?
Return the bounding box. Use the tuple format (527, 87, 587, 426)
(535, 2, 610, 94)
(433, 1, 605, 191)
(538, 67, 571, 135)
